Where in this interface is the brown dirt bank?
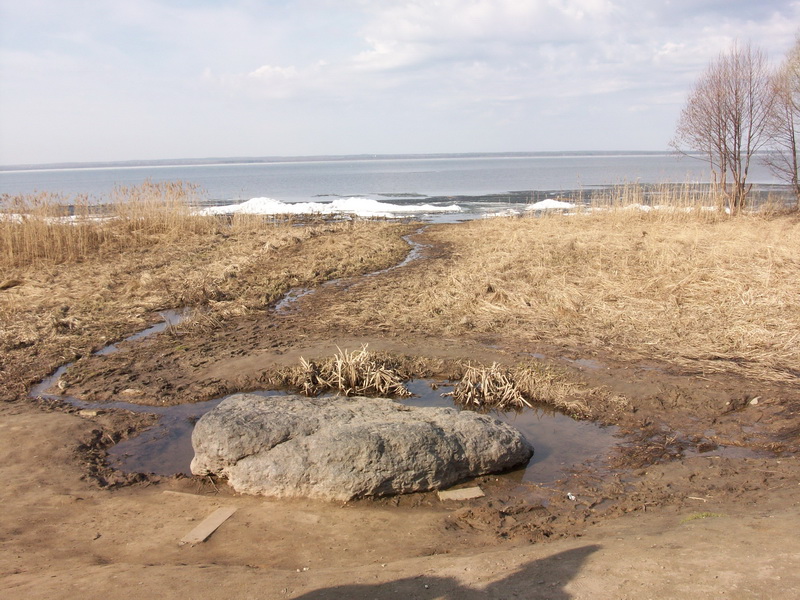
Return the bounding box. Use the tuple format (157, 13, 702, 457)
(2, 399, 798, 599)
(3, 209, 800, 598)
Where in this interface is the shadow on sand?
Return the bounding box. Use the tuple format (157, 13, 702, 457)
(292, 544, 601, 599)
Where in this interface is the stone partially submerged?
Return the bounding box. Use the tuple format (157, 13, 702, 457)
(191, 394, 533, 501)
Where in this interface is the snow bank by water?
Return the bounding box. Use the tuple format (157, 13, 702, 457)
(0, 212, 111, 224)
(482, 208, 524, 218)
(199, 197, 462, 218)
(525, 199, 576, 211)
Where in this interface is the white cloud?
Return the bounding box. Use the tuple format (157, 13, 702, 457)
(334, 0, 800, 104)
(2, 0, 800, 163)
(248, 65, 299, 81)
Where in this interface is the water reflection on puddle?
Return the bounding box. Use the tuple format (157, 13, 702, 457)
(107, 397, 223, 475)
(106, 391, 285, 476)
(107, 381, 619, 483)
(402, 380, 619, 484)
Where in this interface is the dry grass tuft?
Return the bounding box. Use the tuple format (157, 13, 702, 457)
(317, 184, 800, 382)
(273, 346, 413, 398)
(449, 363, 533, 410)
(0, 182, 214, 266)
(448, 361, 614, 418)
(680, 512, 725, 523)
(0, 185, 414, 402)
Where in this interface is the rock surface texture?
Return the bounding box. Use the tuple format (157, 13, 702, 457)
(191, 394, 533, 501)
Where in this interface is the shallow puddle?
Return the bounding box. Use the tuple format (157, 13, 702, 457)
(106, 397, 235, 475)
(274, 287, 315, 312)
(103, 381, 620, 483)
(402, 381, 619, 484)
(566, 358, 605, 371)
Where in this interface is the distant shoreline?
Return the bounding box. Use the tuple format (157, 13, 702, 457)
(0, 150, 686, 174)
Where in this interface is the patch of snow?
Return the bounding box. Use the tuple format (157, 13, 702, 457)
(525, 199, 575, 211)
(198, 197, 461, 218)
(482, 208, 523, 219)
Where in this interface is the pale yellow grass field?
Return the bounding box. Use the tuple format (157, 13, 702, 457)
(0, 184, 414, 400)
(326, 204, 800, 382)
(3, 183, 798, 405)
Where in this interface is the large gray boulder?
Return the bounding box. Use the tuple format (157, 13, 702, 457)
(191, 394, 533, 501)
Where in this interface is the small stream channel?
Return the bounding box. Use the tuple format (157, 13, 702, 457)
(29, 308, 191, 398)
(275, 227, 428, 312)
(29, 227, 621, 486)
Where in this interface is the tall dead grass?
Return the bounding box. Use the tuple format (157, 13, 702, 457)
(447, 361, 625, 418)
(1, 182, 208, 266)
(273, 346, 414, 398)
(0, 181, 303, 267)
(587, 182, 726, 214)
(0, 185, 414, 401)
(311, 184, 800, 382)
(581, 182, 791, 216)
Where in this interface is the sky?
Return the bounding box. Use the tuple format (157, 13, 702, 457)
(1, 0, 798, 166)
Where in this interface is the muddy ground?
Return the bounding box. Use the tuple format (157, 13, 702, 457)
(2, 226, 799, 599)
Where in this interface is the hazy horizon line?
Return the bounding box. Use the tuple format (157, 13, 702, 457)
(0, 150, 689, 173)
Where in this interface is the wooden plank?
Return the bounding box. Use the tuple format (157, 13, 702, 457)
(437, 486, 485, 501)
(180, 506, 237, 545)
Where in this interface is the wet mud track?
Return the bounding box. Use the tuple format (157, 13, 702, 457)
(27, 225, 800, 546)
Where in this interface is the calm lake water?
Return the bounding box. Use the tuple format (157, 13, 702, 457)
(0, 152, 786, 218)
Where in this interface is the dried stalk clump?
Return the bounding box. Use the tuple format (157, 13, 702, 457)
(325, 189, 800, 382)
(448, 362, 621, 419)
(511, 363, 594, 417)
(448, 363, 532, 410)
(0, 185, 414, 402)
(274, 346, 413, 398)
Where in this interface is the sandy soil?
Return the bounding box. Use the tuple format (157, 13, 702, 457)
(2, 226, 799, 599)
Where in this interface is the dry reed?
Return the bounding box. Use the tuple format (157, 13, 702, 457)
(273, 346, 413, 398)
(308, 183, 800, 382)
(447, 362, 610, 418)
(0, 185, 414, 402)
(0, 182, 213, 266)
(583, 182, 791, 216)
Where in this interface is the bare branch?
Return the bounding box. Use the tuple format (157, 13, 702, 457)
(764, 36, 800, 206)
(673, 42, 773, 212)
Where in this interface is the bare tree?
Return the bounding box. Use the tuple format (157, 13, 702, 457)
(764, 37, 800, 206)
(672, 42, 773, 213)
